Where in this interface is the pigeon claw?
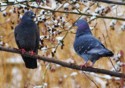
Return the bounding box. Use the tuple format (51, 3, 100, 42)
(29, 51, 35, 55)
(20, 49, 26, 54)
(80, 62, 88, 69)
(80, 62, 93, 69)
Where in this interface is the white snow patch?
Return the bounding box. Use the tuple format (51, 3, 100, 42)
(70, 72, 78, 77)
(56, 36, 63, 41)
(17, 0, 26, 2)
(50, 0, 57, 9)
(94, 77, 106, 88)
(11, 67, 22, 88)
(65, 58, 75, 63)
(41, 46, 47, 52)
(30, 2, 38, 7)
(6, 56, 23, 63)
(63, 3, 69, 9)
(63, 74, 68, 78)
(56, 64, 61, 68)
(8, 0, 15, 2)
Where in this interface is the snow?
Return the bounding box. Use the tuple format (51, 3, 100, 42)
(70, 72, 78, 77)
(65, 58, 75, 63)
(52, 48, 56, 53)
(0, 41, 3, 45)
(17, 0, 26, 2)
(50, 0, 57, 9)
(75, 3, 80, 9)
(8, 0, 15, 2)
(11, 67, 22, 88)
(39, 10, 45, 15)
(19, 14, 23, 19)
(90, 13, 98, 20)
(56, 36, 63, 41)
(34, 83, 48, 88)
(5, 43, 9, 48)
(63, 74, 68, 78)
(63, 3, 69, 9)
(30, 2, 38, 7)
(56, 64, 61, 68)
(110, 20, 117, 27)
(40, 35, 45, 40)
(6, 56, 23, 64)
(89, 72, 120, 80)
(56, 36, 63, 45)
(94, 77, 106, 88)
(83, 7, 90, 12)
(41, 46, 47, 52)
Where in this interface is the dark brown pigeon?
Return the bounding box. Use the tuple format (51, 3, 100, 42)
(14, 11, 39, 69)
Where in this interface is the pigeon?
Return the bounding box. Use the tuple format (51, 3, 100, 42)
(14, 11, 39, 69)
(73, 19, 114, 67)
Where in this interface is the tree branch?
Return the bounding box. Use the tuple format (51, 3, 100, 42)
(0, 46, 125, 78)
(28, 6, 125, 21)
(0, 1, 125, 21)
(91, 0, 125, 5)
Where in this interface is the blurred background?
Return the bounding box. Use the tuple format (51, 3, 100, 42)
(0, 0, 125, 88)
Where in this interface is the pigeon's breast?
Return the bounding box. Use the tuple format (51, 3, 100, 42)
(17, 27, 37, 50)
(24, 33, 36, 49)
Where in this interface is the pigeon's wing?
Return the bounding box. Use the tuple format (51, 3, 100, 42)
(78, 35, 113, 57)
(33, 25, 40, 54)
(74, 35, 105, 55)
(88, 47, 113, 56)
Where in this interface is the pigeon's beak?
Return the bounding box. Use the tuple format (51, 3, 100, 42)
(31, 14, 36, 18)
(74, 22, 77, 26)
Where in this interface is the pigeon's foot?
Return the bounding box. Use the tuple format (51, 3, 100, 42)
(80, 64, 87, 69)
(80, 62, 89, 69)
(89, 63, 94, 67)
(20, 49, 26, 54)
(29, 51, 35, 55)
(80, 62, 94, 69)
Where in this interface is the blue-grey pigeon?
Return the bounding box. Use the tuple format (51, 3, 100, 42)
(73, 19, 114, 67)
(14, 11, 39, 69)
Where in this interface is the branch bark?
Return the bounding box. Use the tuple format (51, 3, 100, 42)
(91, 0, 125, 5)
(0, 46, 125, 78)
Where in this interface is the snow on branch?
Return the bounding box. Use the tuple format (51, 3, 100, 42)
(0, 46, 125, 78)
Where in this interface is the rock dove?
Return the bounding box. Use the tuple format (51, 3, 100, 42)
(14, 11, 39, 69)
(73, 19, 114, 67)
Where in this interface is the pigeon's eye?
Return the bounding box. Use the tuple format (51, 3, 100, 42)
(28, 13, 31, 16)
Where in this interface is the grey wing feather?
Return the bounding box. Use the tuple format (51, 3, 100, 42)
(74, 35, 104, 55)
(34, 25, 40, 54)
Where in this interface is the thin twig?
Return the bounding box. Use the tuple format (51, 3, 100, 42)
(82, 72, 99, 88)
(29, 6, 125, 21)
(90, 0, 125, 5)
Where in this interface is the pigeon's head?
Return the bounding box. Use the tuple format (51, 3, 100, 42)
(75, 19, 91, 36)
(75, 19, 88, 28)
(22, 11, 36, 21)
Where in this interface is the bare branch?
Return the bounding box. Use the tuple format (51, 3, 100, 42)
(29, 6, 125, 21)
(90, 0, 125, 5)
(0, 46, 125, 78)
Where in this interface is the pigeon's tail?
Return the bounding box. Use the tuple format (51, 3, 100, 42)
(22, 56, 37, 69)
(99, 49, 114, 57)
